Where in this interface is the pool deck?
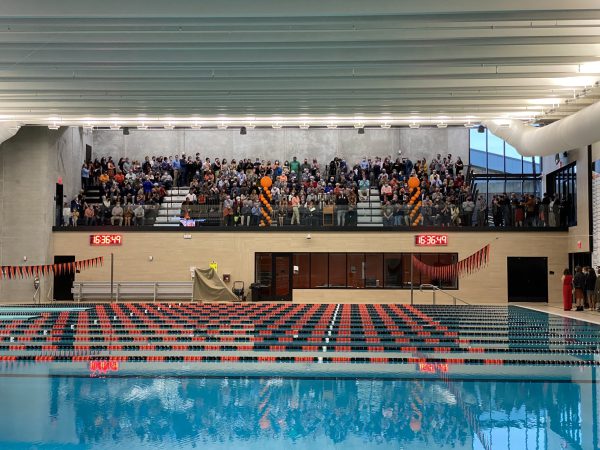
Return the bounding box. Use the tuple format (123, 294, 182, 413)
(514, 302, 600, 325)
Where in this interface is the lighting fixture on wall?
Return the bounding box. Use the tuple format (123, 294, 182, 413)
(272, 123, 283, 129)
(408, 123, 420, 129)
(464, 122, 475, 128)
(164, 123, 175, 130)
(380, 123, 391, 129)
(148, 256, 154, 262)
(299, 123, 310, 130)
(245, 124, 255, 130)
(48, 123, 60, 130)
(137, 123, 148, 130)
(109, 124, 121, 131)
(217, 123, 228, 130)
(83, 123, 94, 131)
(191, 122, 202, 130)
(436, 122, 448, 129)
(326, 123, 338, 129)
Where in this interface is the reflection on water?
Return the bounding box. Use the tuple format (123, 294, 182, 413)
(0, 374, 596, 450)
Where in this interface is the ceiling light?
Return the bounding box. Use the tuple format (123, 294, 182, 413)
(408, 123, 420, 129)
(380, 123, 391, 129)
(326, 123, 337, 129)
(164, 123, 175, 130)
(436, 122, 448, 129)
(109, 124, 121, 131)
(299, 123, 310, 130)
(217, 123, 228, 130)
(48, 123, 60, 130)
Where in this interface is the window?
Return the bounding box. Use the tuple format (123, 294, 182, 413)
(546, 162, 577, 227)
(260, 252, 458, 289)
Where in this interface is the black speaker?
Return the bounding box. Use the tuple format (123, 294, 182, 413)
(477, 125, 485, 133)
(358, 128, 365, 135)
(55, 183, 63, 206)
(240, 126, 247, 135)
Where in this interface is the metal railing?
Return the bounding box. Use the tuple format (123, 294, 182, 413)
(418, 284, 471, 305)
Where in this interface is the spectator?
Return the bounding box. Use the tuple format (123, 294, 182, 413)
(382, 201, 394, 226)
(461, 196, 474, 226)
(111, 202, 124, 226)
(83, 203, 96, 226)
(62, 202, 71, 226)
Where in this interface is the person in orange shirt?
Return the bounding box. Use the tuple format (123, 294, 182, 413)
(290, 192, 301, 225)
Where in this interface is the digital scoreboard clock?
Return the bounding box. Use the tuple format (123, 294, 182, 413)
(89, 234, 123, 246)
(415, 234, 448, 246)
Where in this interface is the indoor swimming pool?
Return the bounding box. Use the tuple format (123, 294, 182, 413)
(0, 304, 597, 449)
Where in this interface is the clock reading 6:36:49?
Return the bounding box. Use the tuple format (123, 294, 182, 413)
(89, 234, 123, 246)
(414, 234, 448, 246)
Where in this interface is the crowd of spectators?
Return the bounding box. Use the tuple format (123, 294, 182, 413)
(63, 155, 172, 226)
(64, 151, 562, 228)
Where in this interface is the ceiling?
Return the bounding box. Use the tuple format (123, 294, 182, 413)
(2, 0, 600, 128)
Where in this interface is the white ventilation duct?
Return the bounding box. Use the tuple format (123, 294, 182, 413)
(483, 100, 600, 157)
(0, 122, 22, 146)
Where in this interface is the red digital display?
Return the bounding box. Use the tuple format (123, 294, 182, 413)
(415, 234, 448, 246)
(89, 234, 123, 246)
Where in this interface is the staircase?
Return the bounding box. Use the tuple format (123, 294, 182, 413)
(82, 185, 102, 204)
(357, 187, 383, 227)
(153, 187, 188, 227)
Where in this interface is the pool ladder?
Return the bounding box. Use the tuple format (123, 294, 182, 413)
(418, 284, 471, 305)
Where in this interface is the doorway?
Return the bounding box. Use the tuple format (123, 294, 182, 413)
(85, 144, 92, 163)
(255, 253, 292, 301)
(53, 255, 75, 301)
(507, 257, 548, 302)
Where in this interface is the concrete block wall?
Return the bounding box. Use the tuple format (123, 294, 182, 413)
(0, 126, 84, 302)
(92, 127, 470, 167)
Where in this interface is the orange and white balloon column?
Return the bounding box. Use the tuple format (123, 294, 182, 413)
(259, 176, 273, 227)
(407, 176, 422, 226)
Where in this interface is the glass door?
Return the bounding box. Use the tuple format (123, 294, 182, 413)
(273, 254, 292, 301)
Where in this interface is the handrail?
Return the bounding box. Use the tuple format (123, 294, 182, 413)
(418, 284, 470, 305)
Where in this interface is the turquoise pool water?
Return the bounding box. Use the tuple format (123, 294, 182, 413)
(0, 369, 596, 450)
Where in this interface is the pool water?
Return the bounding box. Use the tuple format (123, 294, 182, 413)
(0, 371, 596, 450)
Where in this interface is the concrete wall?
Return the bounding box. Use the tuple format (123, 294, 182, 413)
(53, 230, 567, 306)
(0, 126, 84, 302)
(91, 127, 470, 166)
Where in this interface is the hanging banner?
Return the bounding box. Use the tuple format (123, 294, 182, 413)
(412, 244, 490, 281)
(0, 257, 104, 280)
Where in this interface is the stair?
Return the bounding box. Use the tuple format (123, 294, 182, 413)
(153, 187, 188, 227)
(357, 187, 383, 227)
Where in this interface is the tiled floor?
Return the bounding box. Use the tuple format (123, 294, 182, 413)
(515, 302, 600, 325)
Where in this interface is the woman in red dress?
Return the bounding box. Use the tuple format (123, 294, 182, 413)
(562, 268, 573, 311)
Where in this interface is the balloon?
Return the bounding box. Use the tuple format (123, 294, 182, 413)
(260, 177, 272, 189)
(408, 177, 420, 189)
